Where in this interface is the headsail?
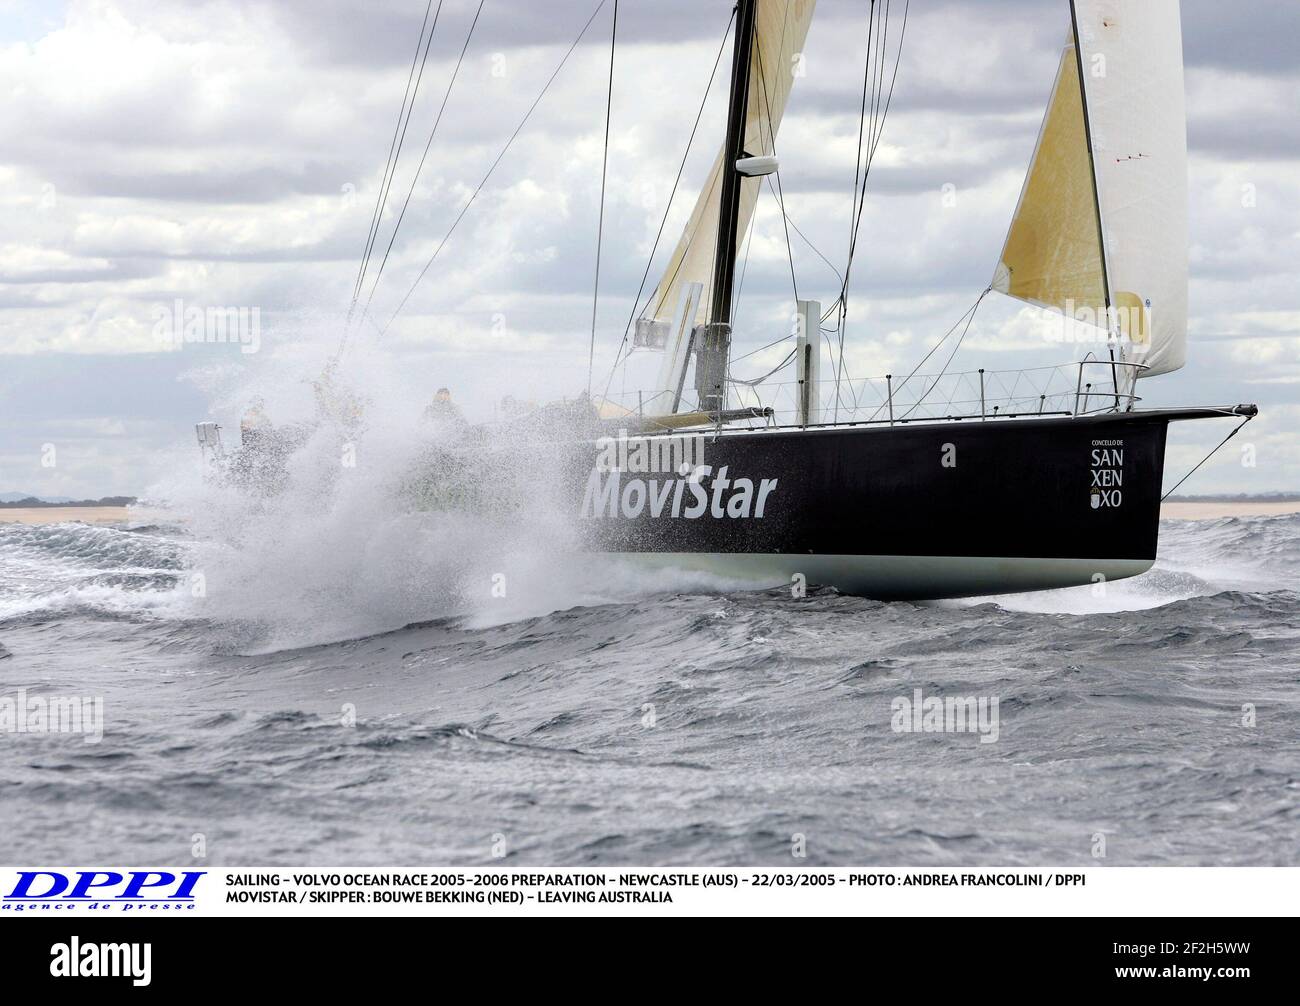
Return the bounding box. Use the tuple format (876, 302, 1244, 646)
(993, 0, 1188, 379)
(645, 0, 817, 326)
(992, 41, 1107, 324)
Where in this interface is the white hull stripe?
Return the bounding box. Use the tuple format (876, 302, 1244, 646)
(606, 552, 1154, 600)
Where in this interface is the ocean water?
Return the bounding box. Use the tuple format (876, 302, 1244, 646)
(2, 504, 1298, 866)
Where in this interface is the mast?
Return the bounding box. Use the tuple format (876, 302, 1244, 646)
(709, 0, 758, 327)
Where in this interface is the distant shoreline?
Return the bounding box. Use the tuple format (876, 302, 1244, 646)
(1161, 500, 1300, 520)
(0, 506, 146, 525)
(1165, 493, 1300, 503)
(0, 496, 136, 509)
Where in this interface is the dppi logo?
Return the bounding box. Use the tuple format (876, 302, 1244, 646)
(3, 871, 203, 912)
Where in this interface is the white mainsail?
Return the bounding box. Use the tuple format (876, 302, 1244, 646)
(645, 0, 817, 326)
(993, 0, 1188, 380)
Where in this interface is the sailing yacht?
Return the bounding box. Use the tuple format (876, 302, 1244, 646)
(576, 0, 1255, 598)
(195, 0, 1256, 601)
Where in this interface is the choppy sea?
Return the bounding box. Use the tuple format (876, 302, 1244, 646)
(2, 507, 1298, 866)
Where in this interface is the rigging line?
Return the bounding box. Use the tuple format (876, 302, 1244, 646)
(750, 0, 792, 162)
(730, 325, 795, 365)
(724, 188, 758, 336)
(838, 0, 910, 415)
(1160, 416, 1254, 502)
(848, 0, 908, 265)
(865, 0, 908, 167)
(707, 0, 766, 328)
(859, 5, 884, 210)
(842, 5, 897, 293)
(843, 0, 876, 283)
(704, 192, 719, 325)
(892, 291, 985, 398)
(867, 0, 890, 154)
(834, 0, 876, 419)
(886, 287, 989, 422)
(360, 0, 487, 324)
(359, 1, 442, 304)
(844, 0, 897, 293)
(731, 205, 758, 331)
(838, 0, 906, 317)
(353, 0, 444, 316)
(752, 43, 799, 312)
(642, 162, 723, 324)
(867, 13, 890, 180)
(381, 0, 610, 337)
(784, 212, 844, 290)
(891, 307, 979, 422)
(727, 0, 792, 331)
(348, 0, 434, 314)
(852, 0, 908, 407)
(729, 348, 796, 386)
(847, 1, 876, 247)
(587, 0, 618, 398)
(851, 1, 884, 267)
(766, 175, 800, 306)
(767, 0, 794, 120)
(851, 0, 908, 364)
(601, 8, 735, 397)
(822, 324, 847, 379)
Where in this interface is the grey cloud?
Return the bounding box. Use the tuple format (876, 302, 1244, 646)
(1188, 114, 1300, 163)
(46, 161, 362, 204)
(2, 0, 1298, 496)
(1181, 0, 1300, 77)
(267, 0, 729, 68)
(0, 260, 162, 286)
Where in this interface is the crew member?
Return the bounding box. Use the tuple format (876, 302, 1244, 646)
(422, 387, 466, 429)
(312, 363, 365, 429)
(240, 398, 272, 447)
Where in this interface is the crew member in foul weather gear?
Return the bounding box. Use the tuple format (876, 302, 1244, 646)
(231, 398, 287, 493)
(312, 363, 366, 430)
(422, 387, 466, 430)
(240, 399, 272, 447)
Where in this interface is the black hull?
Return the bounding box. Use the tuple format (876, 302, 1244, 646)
(572, 410, 1202, 599)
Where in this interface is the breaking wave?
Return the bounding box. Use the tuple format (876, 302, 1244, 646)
(977, 513, 1300, 615)
(4, 506, 1298, 645)
(2, 504, 1298, 865)
(0, 521, 187, 623)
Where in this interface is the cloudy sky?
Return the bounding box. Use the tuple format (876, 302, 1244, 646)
(1, 0, 1297, 498)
